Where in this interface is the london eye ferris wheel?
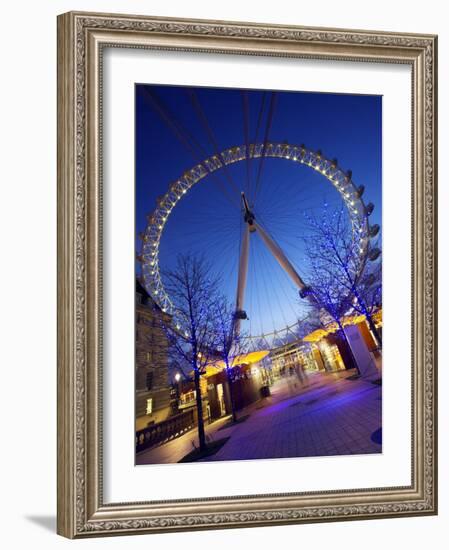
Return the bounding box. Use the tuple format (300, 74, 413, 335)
(136, 86, 382, 351)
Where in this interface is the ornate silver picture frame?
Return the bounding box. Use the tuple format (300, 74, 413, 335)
(57, 11, 437, 538)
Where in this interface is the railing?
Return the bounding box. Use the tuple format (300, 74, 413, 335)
(179, 390, 196, 408)
(136, 409, 195, 453)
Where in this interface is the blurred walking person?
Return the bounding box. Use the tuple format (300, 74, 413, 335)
(295, 360, 308, 388)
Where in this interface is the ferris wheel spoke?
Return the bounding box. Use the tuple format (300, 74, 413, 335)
(258, 239, 293, 331)
(247, 92, 266, 202)
(187, 89, 241, 198)
(257, 178, 333, 220)
(257, 245, 278, 332)
(241, 90, 252, 198)
(142, 88, 240, 209)
(252, 92, 277, 205)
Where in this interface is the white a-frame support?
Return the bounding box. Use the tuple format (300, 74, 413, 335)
(234, 193, 308, 335)
(253, 221, 307, 292)
(234, 223, 250, 334)
(234, 194, 373, 380)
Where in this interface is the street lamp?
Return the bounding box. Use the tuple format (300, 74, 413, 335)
(174, 372, 181, 411)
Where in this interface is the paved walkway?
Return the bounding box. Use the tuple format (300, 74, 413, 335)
(136, 369, 381, 465)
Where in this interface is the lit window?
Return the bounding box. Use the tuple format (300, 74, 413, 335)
(146, 398, 153, 415)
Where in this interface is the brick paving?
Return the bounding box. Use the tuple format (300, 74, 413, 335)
(136, 369, 381, 465)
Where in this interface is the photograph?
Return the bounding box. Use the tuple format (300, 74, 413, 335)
(134, 84, 383, 465)
(0, 0, 441, 544)
(55, 5, 438, 540)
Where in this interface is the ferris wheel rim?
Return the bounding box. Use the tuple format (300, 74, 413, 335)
(138, 142, 372, 341)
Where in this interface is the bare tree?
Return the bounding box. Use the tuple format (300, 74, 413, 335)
(301, 205, 382, 349)
(158, 254, 220, 452)
(295, 310, 324, 340)
(349, 254, 382, 341)
(213, 296, 248, 423)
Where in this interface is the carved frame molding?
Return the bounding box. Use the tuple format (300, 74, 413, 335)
(57, 11, 437, 538)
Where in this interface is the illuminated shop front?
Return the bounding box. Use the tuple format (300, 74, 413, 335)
(268, 309, 383, 375)
(270, 341, 318, 377)
(176, 351, 271, 423)
(302, 309, 383, 374)
(316, 338, 346, 371)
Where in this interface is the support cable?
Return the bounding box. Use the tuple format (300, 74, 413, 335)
(253, 92, 277, 205)
(186, 89, 240, 196)
(142, 88, 238, 208)
(241, 91, 252, 197)
(250, 92, 267, 202)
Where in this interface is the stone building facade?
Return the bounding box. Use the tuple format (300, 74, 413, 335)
(135, 279, 172, 430)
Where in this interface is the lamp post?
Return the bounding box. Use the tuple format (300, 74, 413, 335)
(174, 372, 181, 410)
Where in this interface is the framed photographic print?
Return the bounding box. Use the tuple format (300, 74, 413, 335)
(57, 11, 438, 538)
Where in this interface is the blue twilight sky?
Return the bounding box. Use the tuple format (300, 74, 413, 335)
(135, 84, 382, 342)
